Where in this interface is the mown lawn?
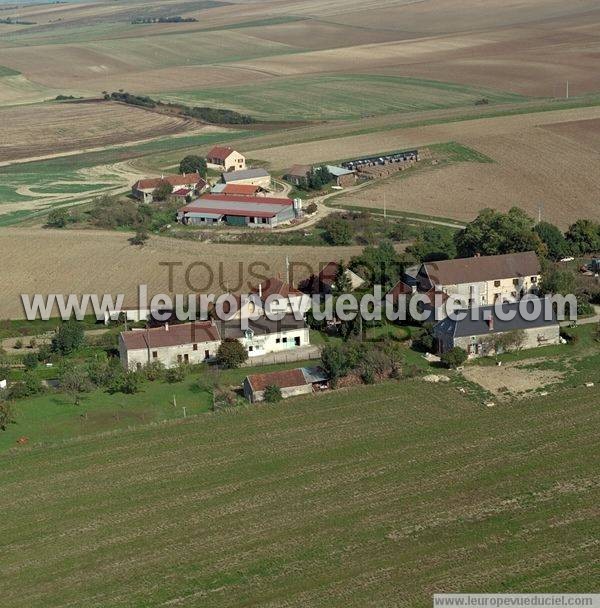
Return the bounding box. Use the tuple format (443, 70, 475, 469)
(0, 380, 598, 606)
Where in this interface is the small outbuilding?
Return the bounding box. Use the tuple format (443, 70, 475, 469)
(243, 366, 328, 403)
(325, 165, 356, 187)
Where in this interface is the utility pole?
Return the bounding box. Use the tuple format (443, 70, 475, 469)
(538, 203, 543, 224)
(566, 80, 569, 100)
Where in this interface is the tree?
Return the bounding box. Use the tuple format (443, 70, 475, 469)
(60, 366, 93, 405)
(565, 219, 600, 255)
(307, 165, 332, 190)
(153, 180, 173, 202)
(179, 155, 207, 177)
(534, 222, 571, 260)
(332, 260, 352, 296)
(144, 360, 165, 381)
(51, 320, 85, 355)
(455, 208, 543, 258)
(46, 208, 70, 228)
(321, 343, 351, 385)
(263, 384, 282, 403)
(440, 347, 468, 369)
(350, 241, 404, 290)
(323, 217, 354, 246)
(407, 226, 457, 262)
(0, 362, 10, 382)
(216, 338, 247, 368)
(0, 402, 14, 431)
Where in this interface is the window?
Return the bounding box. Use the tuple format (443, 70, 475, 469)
(184, 354, 189, 363)
(513, 278, 519, 286)
(193, 344, 198, 351)
(248, 346, 253, 352)
(282, 337, 287, 343)
(531, 276, 538, 283)
(276, 338, 281, 344)
(152, 351, 158, 359)
(494, 280, 501, 287)
(177, 355, 182, 363)
(204, 350, 210, 359)
(294, 336, 301, 346)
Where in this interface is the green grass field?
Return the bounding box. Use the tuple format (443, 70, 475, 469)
(0, 379, 598, 606)
(159, 75, 528, 121)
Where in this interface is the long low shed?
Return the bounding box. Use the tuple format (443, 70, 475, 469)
(177, 194, 299, 228)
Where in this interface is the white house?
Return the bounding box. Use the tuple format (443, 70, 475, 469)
(221, 315, 310, 358)
(132, 173, 207, 204)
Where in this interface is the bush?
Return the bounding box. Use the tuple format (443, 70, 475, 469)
(108, 370, 141, 394)
(216, 338, 247, 369)
(304, 202, 318, 215)
(440, 347, 468, 369)
(129, 229, 150, 247)
(144, 360, 165, 381)
(13, 339, 23, 350)
(0, 402, 15, 431)
(165, 365, 186, 383)
(263, 384, 283, 403)
(322, 217, 354, 246)
(153, 181, 173, 202)
(46, 208, 70, 228)
(22, 352, 38, 371)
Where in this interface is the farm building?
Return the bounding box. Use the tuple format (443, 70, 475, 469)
(210, 183, 266, 196)
(119, 321, 221, 370)
(222, 168, 271, 189)
(416, 251, 541, 307)
(299, 262, 365, 295)
(220, 314, 311, 359)
(284, 164, 312, 186)
(326, 165, 356, 187)
(341, 149, 419, 179)
(131, 173, 206, 203)
(432, 298, 560, 358)
(177, 194, 300, 228)
(243, 366, 328, 403)
(206, 146, 245, 172)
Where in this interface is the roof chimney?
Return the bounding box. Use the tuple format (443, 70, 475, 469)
(165, 322, 169, 332)
(259, 283, 263, 298)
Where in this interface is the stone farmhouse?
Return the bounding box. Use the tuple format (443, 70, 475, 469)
(119, 321, 221, 369)
(131, 173, 207, 203)
(243, 366, 328, 403)
(388, 251, 541, 309)
(284, 164, 312, 186)
(205, 146, 246, 172)
(119, 313, 310, 369)
(432, 298, 560, 357)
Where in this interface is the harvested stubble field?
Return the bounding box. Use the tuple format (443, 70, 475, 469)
(0, 227, 363, 318)
(0, 381, 598, 606)
(252, 105, 600, 228)
(0, 101, 201, 162)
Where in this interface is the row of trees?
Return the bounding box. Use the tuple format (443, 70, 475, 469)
(407, 208, 600, 263)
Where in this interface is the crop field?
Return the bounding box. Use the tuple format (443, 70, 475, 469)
(0, 101, 201, 162)
(251, 105, 600, 228)
(0, 380, 598, 606)
(158, 75, 527, 121)
(0, 227, 364, 318)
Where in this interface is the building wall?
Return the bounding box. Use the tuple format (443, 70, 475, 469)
(448, 325, 560, 357)
(438, 277, 540, 307)
(226, 175, 271, 189)
(120, 337, 221, 369)
(248, 383, 313, 403)
(336, 173, 356, 187)
(240, 326, 310, 358)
